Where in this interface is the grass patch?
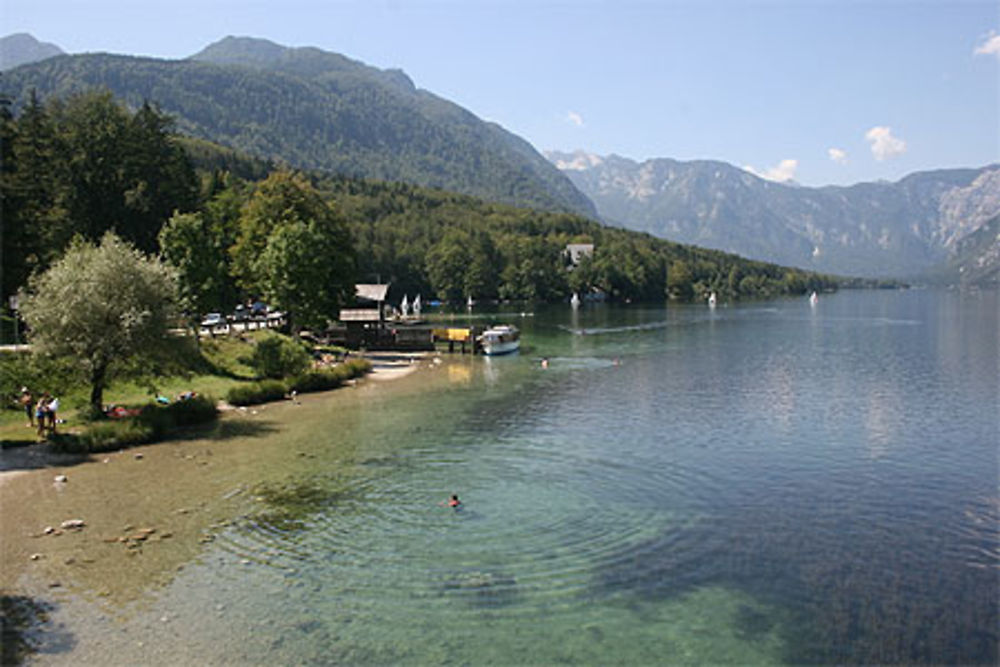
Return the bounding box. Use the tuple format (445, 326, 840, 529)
(51, 394, 219, 454)
(1, 333, 372, 446)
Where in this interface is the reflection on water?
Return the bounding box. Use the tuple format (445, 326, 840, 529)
(20, 290, 1000, 665)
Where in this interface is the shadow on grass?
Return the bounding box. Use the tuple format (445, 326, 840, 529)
(1, 595, 75, 665)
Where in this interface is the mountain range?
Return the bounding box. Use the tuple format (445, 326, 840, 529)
(2, 33, 996, 284)
(0, 34, 595, 218)
(547, 151, 999, 281)
(0, 32, 63, 70)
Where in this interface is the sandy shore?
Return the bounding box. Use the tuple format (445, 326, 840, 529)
(0, 353, 440, 604)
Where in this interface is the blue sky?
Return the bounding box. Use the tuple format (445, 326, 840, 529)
(3, 0, 997, 186)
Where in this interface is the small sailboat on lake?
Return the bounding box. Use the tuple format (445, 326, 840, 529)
(708, 291, 717, 308)
(809, 291, 819, 307)
(570, 292, 581, 308)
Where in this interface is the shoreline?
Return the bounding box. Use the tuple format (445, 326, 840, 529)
(0, 353, 440, 606)
(0, 352, 431, 482)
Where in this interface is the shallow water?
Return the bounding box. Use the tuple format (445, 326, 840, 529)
(11, 289, 1000, 665)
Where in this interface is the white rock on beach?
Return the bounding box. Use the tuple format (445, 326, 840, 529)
(60, 519, 86, 530)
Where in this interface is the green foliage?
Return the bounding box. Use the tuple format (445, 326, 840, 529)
(226, 379, 288, 407)
(159, 212, 229, 323)
(77, 419, 156, 452)
(228, 357, 370, 405)
(288, 359, 371, 393)
(54, 395, 218, 453)
(17, 233, 179, 414)
(1, 49, 595, 220)
(233, 170, 356, 331)
(252, 335, 312, 379)
(162, 394, 218, 427)
(0, 350, 78, 410)
(0, 90, 198, 307)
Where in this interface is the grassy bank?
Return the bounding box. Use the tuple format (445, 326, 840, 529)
(0, 331, 369, 450)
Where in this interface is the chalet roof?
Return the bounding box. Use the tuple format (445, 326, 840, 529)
(355, 283, 389, 302)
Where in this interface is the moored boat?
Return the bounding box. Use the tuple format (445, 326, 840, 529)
(478, 324, 521, 356)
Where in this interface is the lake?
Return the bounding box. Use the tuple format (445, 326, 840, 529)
(16, 288, 999, 664)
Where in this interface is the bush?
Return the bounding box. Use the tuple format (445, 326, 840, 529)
(164, 394, 218, 426)
(226, 379, 288, 407)
(251, 335, 311, 379)
(52, 395, 220, 453)
(79, 419, 156, 452)
(288, 359, 372, 394)
(339, 358, 372, 380)
(288, 370, 342, 393)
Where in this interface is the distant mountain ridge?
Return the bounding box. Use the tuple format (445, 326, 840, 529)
(547, 150, 1000, 279)
(0, 33, 64, 70)
(1, 35, 595, 218)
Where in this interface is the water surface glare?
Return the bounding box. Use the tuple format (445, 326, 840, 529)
(31, 290, 1000, 664)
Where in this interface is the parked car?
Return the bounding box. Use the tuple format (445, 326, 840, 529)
(232, 304, 250, 322)
(201, 312, 224, 327)
(250, 301, 269, 319)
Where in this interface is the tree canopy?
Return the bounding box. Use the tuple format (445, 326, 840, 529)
(0, 90, 198, 305)
(18, 233, 179, 415)
(232, 170, 356, 332)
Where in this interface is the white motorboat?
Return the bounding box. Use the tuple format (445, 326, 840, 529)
(478, 325, 520, 356)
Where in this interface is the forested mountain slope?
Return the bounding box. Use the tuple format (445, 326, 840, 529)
(1, 36, 596, 218)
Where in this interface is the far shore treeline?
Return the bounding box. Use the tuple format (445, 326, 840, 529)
(2, 90, 883, 337)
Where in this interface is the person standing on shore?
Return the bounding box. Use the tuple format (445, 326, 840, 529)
(35, 392, 51, 439)
(46, 396, 59, 433)
(20, 387, 34, 428)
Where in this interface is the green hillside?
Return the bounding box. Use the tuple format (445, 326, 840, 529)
(1, 36, 596, 218)
(1, 91, 860, 336)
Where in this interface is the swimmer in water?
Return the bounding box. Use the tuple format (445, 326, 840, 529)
(440, 494, 461, 508)
(541, 357, 549, 369)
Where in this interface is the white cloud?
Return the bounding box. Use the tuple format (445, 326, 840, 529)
(865, 126, 907, 161)
(828, 148, 848, 165)
(549, 150, 604, 171)
(974, 30, 1000, 57)
(566, 111, 585, 128)
(744, 158, 798, 183)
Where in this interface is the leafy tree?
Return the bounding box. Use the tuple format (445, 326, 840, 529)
(426, 229, 474, 303)
(159, 212, 227, 328)
(233, 170, 355, 332)
(666, 260, 695, 301)
(251, 334, 312, 379)
(498, 236, 566, 301)
(1, 91, 67, 303)
(0, 91, 197, 307)
(18, 233, 178, 416)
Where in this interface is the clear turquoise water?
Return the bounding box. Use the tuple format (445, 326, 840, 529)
(46, 289, 1000, 664)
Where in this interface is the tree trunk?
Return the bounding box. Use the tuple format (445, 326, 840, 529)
(89, 362, 107, 419)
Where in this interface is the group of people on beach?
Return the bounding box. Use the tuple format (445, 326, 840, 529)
(19, 387, 59, 439)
